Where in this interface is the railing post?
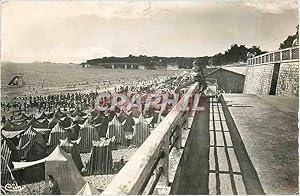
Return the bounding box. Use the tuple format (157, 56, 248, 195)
(158, 132, 170, 186)
(175, 112, 188, 149)
(175, 124, 182, 149)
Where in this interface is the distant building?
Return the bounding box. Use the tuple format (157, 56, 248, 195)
(85, 60, 141, 69)
(205, 67, 246, 93)
(166, 64, 179, 70)
(138, 65, 145, 70)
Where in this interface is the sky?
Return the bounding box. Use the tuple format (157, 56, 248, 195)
(1, 0, 299, 63)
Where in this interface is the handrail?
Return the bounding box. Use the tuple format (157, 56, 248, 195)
(102, 82, 200, 195)
(247, 46, 299, 66)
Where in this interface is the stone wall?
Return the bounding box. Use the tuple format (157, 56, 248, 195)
(243, 61, 299, 97)
(276, 62, 299, 97)
(243, 64, 274, 95)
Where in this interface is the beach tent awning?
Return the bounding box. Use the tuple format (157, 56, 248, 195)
(12, 145, 67, 170)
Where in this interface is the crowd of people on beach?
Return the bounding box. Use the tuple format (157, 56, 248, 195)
(1, 71, 192, 125)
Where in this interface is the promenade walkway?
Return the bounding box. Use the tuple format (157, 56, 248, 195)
(176, 94, 298, 194)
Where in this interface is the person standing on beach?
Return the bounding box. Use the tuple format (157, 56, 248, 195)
(47, 174, 60, 195)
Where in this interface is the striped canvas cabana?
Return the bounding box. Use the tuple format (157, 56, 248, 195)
(1, 139, 13, 185)
(12, 146, 85, 194)
(59, 137, 84, 171)
(36, 111, 48, 120)
(53, 108, 66, 119)
(48, 116, 61, 129)
(131, 115, 153, 146)
(27, 117, 45, 129)
(59, 117, 73, 128)
(1, 119, 27, 131)
(2, 135, 21, 161)
(92, 115, 109, 137)
(90, 108, 99, 118)
(48, 123, 67, 154)
(1, 129, 25, 140)
(34, 128, 52, 143)
(71, 108, 87, 117)
(107, 111, 116, 122)
(1, 120, 17, 131)
(71, 115, 85, 125)
(78, 120, 100, 153)
(86, 137, 114, 175)
(14, 120, 29, 131)
(18, 127, 45, 159)
(65, 123, 81, 140)
(93, 112, 106, 125)
(19, 113, 31, 120)
(106, 116, 126, 149)
(36, 118, 49, 129)
(131, 108, 141, 118)
(116, 111, 127, 123)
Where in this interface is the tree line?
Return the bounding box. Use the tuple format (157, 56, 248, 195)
(85, 44, 266, 69)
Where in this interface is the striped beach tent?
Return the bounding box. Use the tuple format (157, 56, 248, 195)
(93, 116, 109, 138)
(13, 146, 85, 194)
(36, 111, 48, 120)
(71, 115, 85, 125)
(1, 119, 26, 131)
(116, 110, 127, 123)
(106, 116, 126, 148)
(71, 108, 87, 117)
(81, 113, 92, 121)
(1, 129, 25, 140)
(26, 138, 49, 161)
(59, 137, 84, 171)
(48, 123, 67, 154)
(107, 110, 116, 122)
(59, 116, 72, 128)
(132, 115, 153, 146)
(65, 123, 81, 140)
(19, 113, 31, 120)
(93, 112, 105, 125)
(2, 135, 21, 161)
(90, 108, 99, 118)
(1, 120, 17, 131)
(18, 126, 36, 158)
(54, 108, 65, 119)
(78, 120, 100, 153)
(37, 118, 49, 129)
(130, 108, 141, 118)
(15, 119, 29, 130)
(1, 139, 13, 185)
(27, 117, 45, 129)
(86, 137, 114, 175)
(46, 111, 55, 119)
(34, 128, 52, 143)
(18, 126, 45, 159)
(48, 116, 62, 129)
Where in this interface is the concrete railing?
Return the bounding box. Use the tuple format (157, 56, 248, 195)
(247, 46, 299, 66)
(102, 82, 201, 195)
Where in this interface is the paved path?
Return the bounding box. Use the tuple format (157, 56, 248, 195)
(222, 94, 298, 194)
(176, 94, 298, 194)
